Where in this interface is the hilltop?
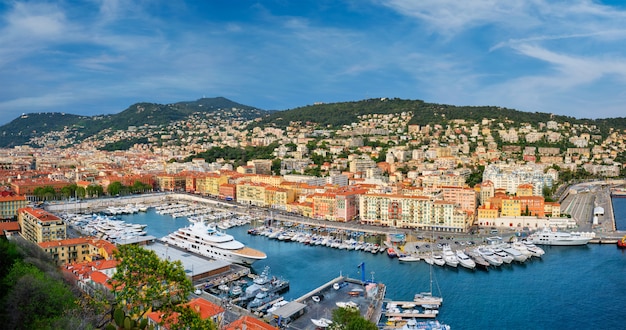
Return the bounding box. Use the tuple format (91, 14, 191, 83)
(2, 96, 626, 149)
(0, 97, 266, 148)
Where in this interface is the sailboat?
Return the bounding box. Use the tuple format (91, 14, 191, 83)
(414, 226, 443, 309)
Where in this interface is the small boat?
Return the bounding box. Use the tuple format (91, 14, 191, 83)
(311, 318, 333, 328)
(618, 235, 626, 249)
(399, 254, 421, 262)
(501, 246, 528, 263)
(387, 247, 398, 258)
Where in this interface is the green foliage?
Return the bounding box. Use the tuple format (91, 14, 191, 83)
(330, 306, 377, 330)
(466, 165, 485, 188)
(185, 143, 278, 166)
(168, 305, 217, 330)
(111, 245, 193, 321)
(33, 186, 57, 201)
(107, 308, 154, 330)
(101, 137, 149, 151)
(107, 181, 125, 196)
(0, 240, 82, 330)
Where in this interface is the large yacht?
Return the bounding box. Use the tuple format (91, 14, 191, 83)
(526, 227, 593, 246)
(161, 222, 267, 265)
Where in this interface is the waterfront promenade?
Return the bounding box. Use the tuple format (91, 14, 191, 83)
(45, 183, 624, 247)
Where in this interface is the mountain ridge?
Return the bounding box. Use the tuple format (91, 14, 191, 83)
(2, 96, 626, 148)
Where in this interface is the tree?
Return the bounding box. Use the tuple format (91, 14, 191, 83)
(107, 181, 124, 196)
(330, 306, 377, 330)
(110, 245, 213, 329)
(271, 159, 282, 175)
(0, 239, 85, 330)
(87, 184, 104, 198)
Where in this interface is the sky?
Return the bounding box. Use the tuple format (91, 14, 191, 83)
(1, 0, 626, 127)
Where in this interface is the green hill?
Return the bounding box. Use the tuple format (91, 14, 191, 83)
(0, 97, 266, 148)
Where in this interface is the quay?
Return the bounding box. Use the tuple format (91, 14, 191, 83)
(269, 275, 387, 329)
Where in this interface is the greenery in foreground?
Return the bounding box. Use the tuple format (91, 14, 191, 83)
(0, 238, 93, 329)
(0, 239, 216, 330)
(330, 305, 378, 330)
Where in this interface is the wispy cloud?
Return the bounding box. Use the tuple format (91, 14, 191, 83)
(1, 0, 626, 125)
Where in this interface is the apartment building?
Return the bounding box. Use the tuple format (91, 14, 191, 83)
(18, 207, 66, 243)
(0, 194, 28, 220)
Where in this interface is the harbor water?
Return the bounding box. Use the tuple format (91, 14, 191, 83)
(119, 199, 626, 330)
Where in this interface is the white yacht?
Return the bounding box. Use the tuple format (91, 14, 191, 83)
(432, 253, 446, 267)
(492, 247, 514, 264)
(526, 227, 593, 246)
(442, 245, 459, 268)
(501, 245, 528, 263)
(161, 222, 267, 265)
(522, 241, 546, 257)
(477, 247, 503, 267)
(455, 249, 476, 269)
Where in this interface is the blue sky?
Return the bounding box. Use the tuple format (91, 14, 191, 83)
(1, 0, 626, 126)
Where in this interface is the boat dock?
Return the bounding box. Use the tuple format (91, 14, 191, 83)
(266, 275, 386, 329)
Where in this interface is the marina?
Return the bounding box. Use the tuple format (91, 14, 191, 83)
(51, 194, 626, 329)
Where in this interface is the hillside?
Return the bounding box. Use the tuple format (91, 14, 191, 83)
(251, 97, 626, 134)
(0, 97, 266, 148)
(2, 96, 626, 148)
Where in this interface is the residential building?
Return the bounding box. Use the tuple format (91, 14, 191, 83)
(18, 207, 66, 243)
(0, 194, 28, 220)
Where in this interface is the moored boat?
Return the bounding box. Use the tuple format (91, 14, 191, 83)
(442, 244, 459, 268)
(161, 221, 267, 265)
(455, 249, 476, 270)
(398, 254, 421, 262)
(526, 226, 593, 246)
(618, 235, 626, 248)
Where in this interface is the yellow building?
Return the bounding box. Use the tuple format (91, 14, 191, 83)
(0, 194, 28, 220)
(265, 186, 294, 210)
(516, 183, 534, 197)
(477, 201, 499, 220)
(501, 198, 522, 217)
(18, 207, 66, 243)
(39, 237, 117, 265)
(196, 173, 228, 196)
(236, 183, 267, 207)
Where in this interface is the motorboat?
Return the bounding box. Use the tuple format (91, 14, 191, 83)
(399, 254, 421, 262)
(526, 226, 593, 246)
(618, 235, 626, 248)
(522, 241, 546, 257)
(467, 250, 490, 270)
(311, 318, 333, 328)
(441, 245, 459, 268)
(455, 249, 476, 270)
(477, 247, 503, 267)
(161, 221, 267, 265)
(431, 253, 446, 267)
(501, 245, 528, 263)
(511, 241, 533, 258)
(242, 266, 289, 301)
(492, 247, 514, 264)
